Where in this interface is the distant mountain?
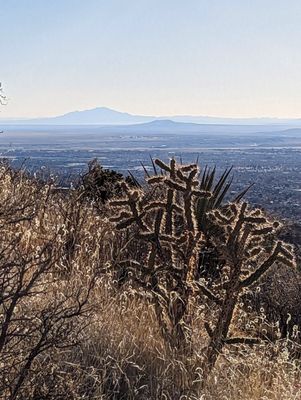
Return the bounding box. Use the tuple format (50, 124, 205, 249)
(163, 115, 301, 125)
(2, 106, 301, 126)
(121, 119, 241, 132)
(135, 119, 200, 130)
(23, 107, 155, 125)
(112, 119, 297, 134)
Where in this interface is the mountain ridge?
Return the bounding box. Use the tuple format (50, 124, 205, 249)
(1, 106, 301, 126)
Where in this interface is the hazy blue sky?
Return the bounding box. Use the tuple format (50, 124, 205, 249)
(1, 0, 301, 118)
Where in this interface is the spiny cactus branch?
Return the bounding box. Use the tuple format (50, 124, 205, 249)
(240, 241, 286, 287)
(197, 284, 222, 305)
(223, 337, 261, 345)
(204, 322, 213, 337)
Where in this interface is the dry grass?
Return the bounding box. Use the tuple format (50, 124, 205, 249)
(0, 160, 300, 399)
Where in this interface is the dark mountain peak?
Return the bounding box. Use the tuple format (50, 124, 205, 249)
(147, 119, 177, 125)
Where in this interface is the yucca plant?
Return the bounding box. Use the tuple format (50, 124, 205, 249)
(196, 165, 253, 283)
(196, 165, 253, 229)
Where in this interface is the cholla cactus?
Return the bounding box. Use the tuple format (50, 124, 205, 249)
(109, 158, 296, 385)
(201, 201, 296, 385)
(110, 158, 211, 349)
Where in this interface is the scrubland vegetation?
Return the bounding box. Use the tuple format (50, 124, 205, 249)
(0, 157, 300, 400)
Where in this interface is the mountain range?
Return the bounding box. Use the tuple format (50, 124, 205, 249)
(2, 107, 301, 126)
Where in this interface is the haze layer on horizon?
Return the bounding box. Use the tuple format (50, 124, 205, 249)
(1, 0, 301, 119)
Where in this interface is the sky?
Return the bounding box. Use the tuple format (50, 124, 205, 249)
(1, 0, 301, 118)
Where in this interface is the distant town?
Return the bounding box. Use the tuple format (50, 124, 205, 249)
(0, 124, 299, 227)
